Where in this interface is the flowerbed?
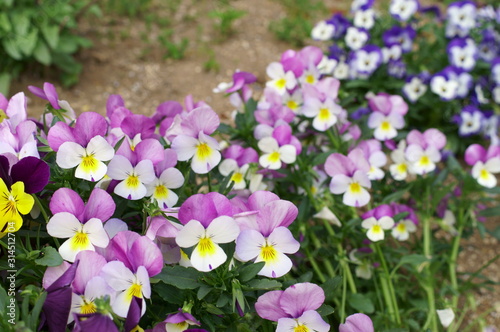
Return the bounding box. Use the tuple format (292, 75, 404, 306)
(1, 0, 500, 331)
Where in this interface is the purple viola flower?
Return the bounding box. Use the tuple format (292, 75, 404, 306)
(446, 1, 477, 38)
(225, 71, 257, 93)
(405, 128, 447, 175)
(447, 38, 478, 71)
(382, 25, 416, 53)
(150, 310, 202, 331)
(492, 57, 500, 86)
(223, 144, 259, 166)
(367, 93, 407, 141)
(351, 0, 375, 12)
(145, 216, 182, 264)
(390, 0, 420, 21)
(477, 29, 498, 62)
(402, 75, 428, 103)
(339, 313, 374, 332)
(73, 313, 120, 332)
(453, 105, 484, 136)
(255, 283, 330, 332)
(1, 155, 50, 194)
(430, 67, 459, 101)
(326, 13, 351, 39)
(28, 82, 61, 110)
(357, 139, 387, 180)
(124, 297, 143, 332)
(152, 100, 183, 126)
(464, 144, 500, 188)
(0, 119, 40, 162)
(387, 59, 406, 79)
(0, 92, 27, 129)
(350, 45, 383, 77)
(325, 148, 371, 207)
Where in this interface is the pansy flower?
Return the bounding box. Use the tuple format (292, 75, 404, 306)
(361, 205, 395, 242)
(465, 144, 500, 188)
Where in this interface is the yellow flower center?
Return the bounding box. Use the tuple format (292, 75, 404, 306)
(372, 225, 382, 234)
(396, 163, 407, 173)
(126, 283, 143, 302)
(380, 120, 391, 131)
(294, 324, 310, 332)
(126, 175, 140, 189)
(80, 299, 97, 314)
(154, 185, 169, 199)
(348, 182, 362, 194)
(71, 231, 90, 250)
(0, 109, 8, 123)
(196, 143, 212, 161)
(81, 155, 98, 173)
(286, 100, 298, 110)
(198, 237, 216, 257)
(396, 223, 406, 232)
(419, 155, 431, 166)
(268, 151, 281, 164)
(230, 172, 244, 184)
(479, 169, 490, 180)
(260, 243, 278, 263)
(276, 78, 287, 90)
(318, 108, 331, 121)
(305, 74, 315, 84)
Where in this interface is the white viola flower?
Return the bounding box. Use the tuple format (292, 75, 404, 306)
(100, 262, 151, 317)
(345, 27, 368, 50)
(349, 250, 372, 280)
(175, 216, 240, 272)
(390, 0, 418, 21)
(458, 111, 483, 136)
(352, 48, 382, 75)
(405, 145, 441, 175)
(447, 4, 476, 32)
(454, 71, 472, 98)
(145, 167, 184, 209)
(249, 173, 268, 192)
(361, 216, 395, 242)
(382, 45, 402, 63)
(436, 308, 455, 328)
(56, 135, 115, 182)
(218, 158, 250, 190)
(390, 145, 411, 180)
(107, 155, 156, 200)
(311, 20, 335, 41)
(449, 39, 477, 71)
(430, 76, 458, 100)
(403, 77, 427, 102)
(367, 151, 387, 181)
(299, 66, 320, 86)
(258, 136, 296, 170)
(313, 206, 341, 227)
(471, 159, 500, 188)
(330, 171, 371, 207)
(282, 90, 303, 113)
(317, 55, 338, 75)
(333, 61, 350, 80)
(172, 132, 221, 174)
(353, 9, 375, 30)
(47, 213, 109, 262)
(391, 219, 417, 241)
(265, 62, 297, 94)
(368, 112, 405, 141)
(302, 98, 342, 131)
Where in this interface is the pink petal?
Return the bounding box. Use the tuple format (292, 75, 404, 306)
(73, 251, 107, 294)
(74, 112, 108, 146)
(49, 188, 84, 220)
(280, 283, 325, 318)
(83, 188, 116, 222)
(464, 144, 486, 165)
(255, 290, 287, 321)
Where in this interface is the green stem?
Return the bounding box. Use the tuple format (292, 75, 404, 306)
(310, 230, 336, 278)
(422, 215, 438, 331)
(374, 243, 401, 325)
(33, 195, 49, 223)
(449, 221, 464, 309)
(305, 248, 326, 283)
(340, 266, 347, 323)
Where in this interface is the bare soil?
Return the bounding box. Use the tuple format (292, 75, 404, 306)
(9, 0, 500, 329)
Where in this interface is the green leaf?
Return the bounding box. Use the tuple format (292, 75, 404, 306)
(478, 205, 500, 218)
(154, 283, 186, 305)
(35, 246, 63, 266)
(41, 24, 59, 49)
(321, 276, 342, 301)
(156, 266, 202, 289)
(28, 291, 47, 330)
(0, 12, 11, 32)
(33, 40, 51, 66)
(17, 29, 38, 56)
(216, 293, 230, 308)
(348, 293, 374, 313)
(247, 279, 281, 290)
(197, 285, 211, 300)
(487, 226, 500, 241)
(400, 254, 429, 266)
(3, 38, 22, 59)
(0, 72, 11, 96)
(13, 12, 30, 36)
(238, 262, 265, 282)
(205, 303, 224, 315)
(317, 304, 334, 317)
(381, 185, 412, 204)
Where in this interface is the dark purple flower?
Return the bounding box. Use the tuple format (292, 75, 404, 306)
(124, 297, 143, 332)
(326, 13, 351, 39)
(382, 25, 416, 53)
(0, 155, 50, 194)
(73, 313, 120, 332)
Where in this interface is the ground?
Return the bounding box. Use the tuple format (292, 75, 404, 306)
(8, 0, 500, 328)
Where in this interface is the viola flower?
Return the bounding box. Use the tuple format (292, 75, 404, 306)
(382, 25, 416, 53)
(350, 45, 383, 77)
(175, 193, 239, 272)
(235, 197, 299, 278)
(403, 76, 427, 103)
(391, 219, 417, 241)
(447, 38, 477, 71)
(389, 141, 411, 180)
(146, 149, 184, 209)
(405, 128, 447, 175)
(302, 96, 342, 132)
(339, 313, 374, 332)
(362, 216, 395, 242)
(151, 310, 202, 332)
(453, 106, 484, 136)
(0, 156, 49, 235)
(353, 9, 375, 30)
(311, 20, 335, 41)
(0, 120, 40, 162)
(219, 158, 250, 190)
(255, 283, 330, 332)
(345, 27, 369, 51)
(325, 149, 371, 207)
(367, 94, 407, 141)
(358, 140, 387, 180)
(464, 144, 500, 188)
(446, 1, 476, 38)
(0, 92, 27, 129)
(29, 82, 76, 124)
(225, 71, 257, 93)
(258, 136, 296, 170)
(390, 0, 419, 21)
(107, 155, 155, 200)
(265, 62, 297, 95)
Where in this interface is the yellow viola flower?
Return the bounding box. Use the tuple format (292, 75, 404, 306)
(0, 178, 34, 234)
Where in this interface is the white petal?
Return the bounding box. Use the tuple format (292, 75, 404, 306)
(343, 186, 370, 207)
(171, 135, 198, 161)
(160, 168, 184, 189)
(176, 220, 206, 248)
(84, 218, 110, 248)
(57, 142, 86, 169)
(219, 158, 238, 176)
(361, 217, 377, 230)
(100, 261, 135, 292)
(366, 226, 385, 242)
(114, 180, 147, 200)
(268, 227, 300, 254)
(86, 135, 115, 161)
(235, 229, 265, 262)
(59, 235, 94, 262)
(379, 216, 395, 229)
(437, 308, 455, 328)
(256, 250, 292, 278)
(75, 159, 108, 182)
(206, 216, 240, 244)
(190, 241, 226, 272)
(47, 212, 82, 238)
(107, 155, 133, 180)
(258, 137, 279, 153)
(135, 159, 155, 184)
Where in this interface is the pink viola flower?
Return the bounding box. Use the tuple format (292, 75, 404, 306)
(255, 282, 330, 332)
(0, 92, 27, 129)
(357, 139, 387, 180)
(258, 126, 298, 170)
(339, 313, 374, 332)
(235, 191, 299, 278)
(145, 149, 184, 209)
(171, 106, 222, 174)
(175, 193, 240, 272)
(0, 120, 39, 161)
(302, 95, 343, 132)
(389, 140, 411, 180)
(47, 188, 114, 262)
(145, 216, 182, 264)
(361, 204, 396, 242)
(28, 82, 76, 123)
(325, 148, 372, 207)
(48, 112, 115, 182)
(465, 144, 500, 188)
(405, 128, 447, 175)
(367, 93, 408, 141)
(149, 310, 202, 332)
(106, 154, 156, 200)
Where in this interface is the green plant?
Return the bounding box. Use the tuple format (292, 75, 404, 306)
(0, 0, 98, 94)
(104, 0, 152, 17)
(158, 29, 189, 60)
(203, 50, 220, 73)
(208, 7, 246, 39)
(269, 0, 326, 47)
